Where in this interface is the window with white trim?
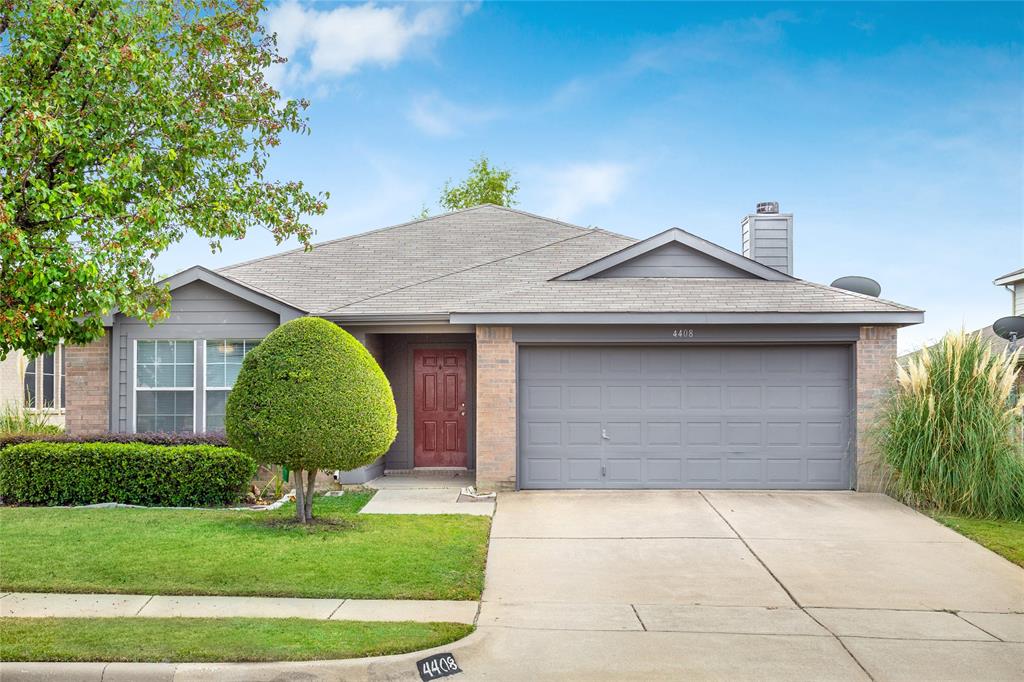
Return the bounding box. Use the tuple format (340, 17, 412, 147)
(135, 340, 195, 432)
(205, 339, 260, 431)
(23, 346, 64, 411)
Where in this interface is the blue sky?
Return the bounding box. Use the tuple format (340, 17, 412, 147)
(157, 1, 1023, 352)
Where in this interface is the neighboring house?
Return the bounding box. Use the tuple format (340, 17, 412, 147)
(63, 204, 922, 492)
(994, 267, 1024, 317)
(0, 346, 67, 428)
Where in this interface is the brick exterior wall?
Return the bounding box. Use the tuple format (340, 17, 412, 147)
(475, 325, 517, 491)
(855, 325, 898, 492)
(65, 331, 111, 435)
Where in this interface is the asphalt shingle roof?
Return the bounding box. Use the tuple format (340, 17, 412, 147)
(218, 205, 919, 317)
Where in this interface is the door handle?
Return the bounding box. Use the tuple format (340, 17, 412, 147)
(601, 429, 610, 440)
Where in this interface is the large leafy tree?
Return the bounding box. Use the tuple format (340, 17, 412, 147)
(418, 154, 518, 217)
(0, 0, 328, 357)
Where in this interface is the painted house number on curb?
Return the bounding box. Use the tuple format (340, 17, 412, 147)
(417, 653, 462, 680)
(672, 328, 695, 338)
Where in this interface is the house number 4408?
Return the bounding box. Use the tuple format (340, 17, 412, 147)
(672, 329, 695, 338)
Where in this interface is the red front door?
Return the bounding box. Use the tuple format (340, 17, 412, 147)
(413, 349, 468, 468)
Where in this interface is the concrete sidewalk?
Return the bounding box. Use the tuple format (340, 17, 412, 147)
(360, 474, 495, 516)
(0, 592, 478, 624)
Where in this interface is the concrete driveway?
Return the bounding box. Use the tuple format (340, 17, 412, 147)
(458, 491, 1024, 681)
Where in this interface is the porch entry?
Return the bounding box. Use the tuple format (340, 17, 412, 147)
(413, 348, 469, 468)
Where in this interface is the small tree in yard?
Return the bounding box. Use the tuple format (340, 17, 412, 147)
(225, 318, 397, 523)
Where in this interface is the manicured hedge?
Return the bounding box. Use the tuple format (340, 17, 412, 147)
(0, 442, 256, 507)
(0, 432, 230, 450)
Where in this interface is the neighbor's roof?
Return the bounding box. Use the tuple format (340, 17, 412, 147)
(217, 205, 921, 322)
(994, 267, 1024, 286)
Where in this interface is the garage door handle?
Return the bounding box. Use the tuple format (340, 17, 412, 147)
(601, 429, 610, 440)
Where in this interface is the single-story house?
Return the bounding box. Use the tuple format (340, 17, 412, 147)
(64, 204, 923, 492)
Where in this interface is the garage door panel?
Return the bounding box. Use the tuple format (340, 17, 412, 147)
(518, 346, 852, 490)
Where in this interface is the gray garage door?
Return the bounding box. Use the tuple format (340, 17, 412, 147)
(518, 346, 852, 490)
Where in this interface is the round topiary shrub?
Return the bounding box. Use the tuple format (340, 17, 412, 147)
(225, 317, 397, 522)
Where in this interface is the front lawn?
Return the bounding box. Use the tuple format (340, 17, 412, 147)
(934, 515, 1024, 567)
(0, 617, 473, 662)
(0, 491, 490, 600)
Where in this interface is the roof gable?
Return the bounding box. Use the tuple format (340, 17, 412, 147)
(555, 228, 792, 282)
(102, 266, 305, 324)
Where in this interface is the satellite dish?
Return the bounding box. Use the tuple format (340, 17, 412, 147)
(831, 276, 882, 298)
(993, 316, 1024, 353)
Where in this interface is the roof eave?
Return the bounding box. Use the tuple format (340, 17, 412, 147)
(448, 311, 925, 326)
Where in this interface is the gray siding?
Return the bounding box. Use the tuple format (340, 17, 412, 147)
(593, 242, 757, 279)
(1015, 284, 1024, 316)
(741, 213, 793, 275)
(380, 333, 476, 471)
(111, 281, 281, 433)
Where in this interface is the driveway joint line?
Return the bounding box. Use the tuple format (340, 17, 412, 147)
(953, 611, 1005, 642)
(697, 491, 877, 682)
(134, 595, 155, 616)
(630, 604, 648, 631)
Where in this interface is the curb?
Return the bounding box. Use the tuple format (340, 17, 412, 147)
(0, 628, 487, 682)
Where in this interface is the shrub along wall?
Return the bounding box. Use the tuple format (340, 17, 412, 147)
(0, 442, 255, 507)
(0, 432, 230, 450)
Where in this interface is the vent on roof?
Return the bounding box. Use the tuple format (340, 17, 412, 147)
(742, 203, 793, 275)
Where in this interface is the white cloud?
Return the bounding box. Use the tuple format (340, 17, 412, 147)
(537, 161, 631, 221)
(407, 92, 501, 136)
(265, 1, 472, 90)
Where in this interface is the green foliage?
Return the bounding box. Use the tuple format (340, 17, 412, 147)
(0, 617, 475, 663)
(0, 402, 63, 435)
(0, 493, 491, 599)
(0, 0, 328, 357)
(0, 441, 256, 506)
(226, 317, 397, 475)
(438, 154, 519, 212)
(881, 330, 1024, 520)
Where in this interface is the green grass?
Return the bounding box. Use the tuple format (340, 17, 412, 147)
(0, 617, 473, 662)
(0, 491, 490, 600)
(934, 514, 1024, 567)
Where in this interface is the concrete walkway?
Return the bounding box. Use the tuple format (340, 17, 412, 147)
(0, 593, 478, 624)
(360, 474, 495, 516)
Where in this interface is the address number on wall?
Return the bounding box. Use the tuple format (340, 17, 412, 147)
(672, 329, 695, 338)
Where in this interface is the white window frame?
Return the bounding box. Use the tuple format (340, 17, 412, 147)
(24, 345, 65, 414)
(202, 338, 260, 432)
(132, 339, 198, 433)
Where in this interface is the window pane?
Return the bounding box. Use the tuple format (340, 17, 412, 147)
(24, 357, 36, 408)
(136, 415, 157, 432)
(136, 364, 156, 388)
(207, 340, 226, 363)
(225, 363, 241, 386)
(175, 341, 194, 363)
(206, 363, 225, 388)
(206, 390, 229, 432)
(136, 391, 156, 414)
(137, 341, 156, 363)
(225, 341, 243, 363)
(156, 364, 175, 387)
(40, 352, 55, 408)
(156, 340, 175, 363)
(175, 364, 194, 388)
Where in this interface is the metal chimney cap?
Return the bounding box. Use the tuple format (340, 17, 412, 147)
(756, 201, 780, 214)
